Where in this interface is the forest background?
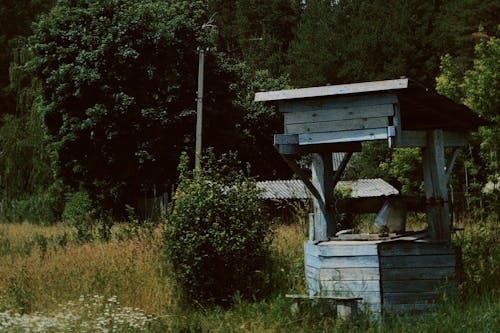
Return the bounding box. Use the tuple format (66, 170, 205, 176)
(0, 0, 498, 223)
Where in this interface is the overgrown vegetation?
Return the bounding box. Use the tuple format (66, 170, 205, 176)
(0, 217, 498, 332)
(164, 152, 274, 306)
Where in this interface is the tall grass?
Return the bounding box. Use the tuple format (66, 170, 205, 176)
(0, 217, 498, 332)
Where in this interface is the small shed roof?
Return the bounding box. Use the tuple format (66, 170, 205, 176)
(257, 179, 399, 200)
(255, 78, 489, 131)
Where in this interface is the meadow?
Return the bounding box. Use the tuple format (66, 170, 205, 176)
(0, 217, 498, 332)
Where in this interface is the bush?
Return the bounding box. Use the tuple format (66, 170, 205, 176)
(163, 152, 273, 306)
(62, 191, 95, 242)
(0, 182, 64, 225)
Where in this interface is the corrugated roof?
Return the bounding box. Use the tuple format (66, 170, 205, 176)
(257, 178, 398, 200)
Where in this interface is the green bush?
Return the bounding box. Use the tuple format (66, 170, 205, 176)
(163, 152, 273, 306)
(0, 182, 64, 224)
(62, 191, 95, 242)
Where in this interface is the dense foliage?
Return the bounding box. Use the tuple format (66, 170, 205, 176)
(28, 0, 242, 215)
(164, 152, 273, 305)
(0, 0, 497, 221)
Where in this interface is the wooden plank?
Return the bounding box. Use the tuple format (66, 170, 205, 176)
(378, 242, 455, 256)
(306, 266, 380, 281)
(284, 103, 394, 123)
(426, 129, 451, 241)
(446, 148, 460, 181)
(274, 134, 299, 145)
(286, 294, 362, 301)
(396, 131, 468, 148)
(379, 255, 456, 269)
(382, 279, 454, 293)
(306, 274, 320, 292)
(364, 302, 382, 314)
(254, 79, 407, 102)
(311, 153, 336, 241)
(305, 241, 378, 257)
(384, 303, 436, 313)
(314, 291, 381, 304)
(381, 267, 456, 280)
(383, 291, 440, 304)
(286, 117, 389, 135)
(299, 128, 388, 145)
(305, 254, 379, 268)
(319, 280, 380, 292)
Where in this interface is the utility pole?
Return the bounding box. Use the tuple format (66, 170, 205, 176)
(195, 47, 204, 170)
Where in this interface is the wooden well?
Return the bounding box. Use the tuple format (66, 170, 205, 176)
(255, 78, 487, 315)
(304, 235, 460, 314)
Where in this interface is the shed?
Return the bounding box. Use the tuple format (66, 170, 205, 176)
(255, 78, 488, 315)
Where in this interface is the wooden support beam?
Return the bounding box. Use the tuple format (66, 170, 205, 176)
(332, 152, 352, 186)
(446, 148, 460, 181)
(422, 130, 451, 242)
(280, 155, 323, 208)
(311, 153, 336, 241)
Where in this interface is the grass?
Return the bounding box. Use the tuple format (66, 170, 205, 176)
(0, 218, 498, 332)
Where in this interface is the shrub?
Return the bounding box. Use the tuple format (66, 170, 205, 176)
(62, 191, 95, 243)
(163, 152, 273, 306)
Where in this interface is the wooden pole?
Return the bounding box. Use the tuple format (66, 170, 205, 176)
(311, 153, 336, 241)
(195, 48, 205, 170)
(422, 130, 451, 242)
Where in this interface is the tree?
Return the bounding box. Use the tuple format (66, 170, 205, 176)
(209, 0, 301, 75)
(287, 0, 336, 87)
(29, 0, 240, 216)
(436, 31, 499, 216)
(0, 0, 54, 116)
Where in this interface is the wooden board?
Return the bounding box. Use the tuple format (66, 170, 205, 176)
(383, 291, 440, 304)
(382, 280, 453, 293)
(305, 241, 379, 257)
(378, 242, 455, 256)
(286, 117, 389, 135)
(381, 267, 456, 280)
(284, 103, 394, 123)
(306, 266, 380, 281)
(384, 303, 435, 313)
(254, 80, 406, 102)
(379, 255, 456, 269)
(318, 280, 380, 292)
(299, 128, 388, 145)
(305, 254, 380, 269)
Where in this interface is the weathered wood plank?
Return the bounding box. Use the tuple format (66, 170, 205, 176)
(311, 153, 336, 240)
(305, 254, 380, 268)
(299, 128, 388, 145)
(384, 303, 436, 313)
(383, 291, 440, 304)
(312, 290, 381, 304)
(381, 267, 456, 280)
(396, 130, 468, 148)
(378, 242, 455, 256)
(319, 280, 380, 292)
(379, 255, 456, 269)
(382, 279, 453, 293)
(284, 103, 394, 124)
(305, 241, 379, 257)
(287, 117, 389, 135)
(254, 79, 406, 102)
(285, 294, 362, 301)
(274, 134, 299, 144)
(306, 275, 320, 295)
(305, 266, 380, 281)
